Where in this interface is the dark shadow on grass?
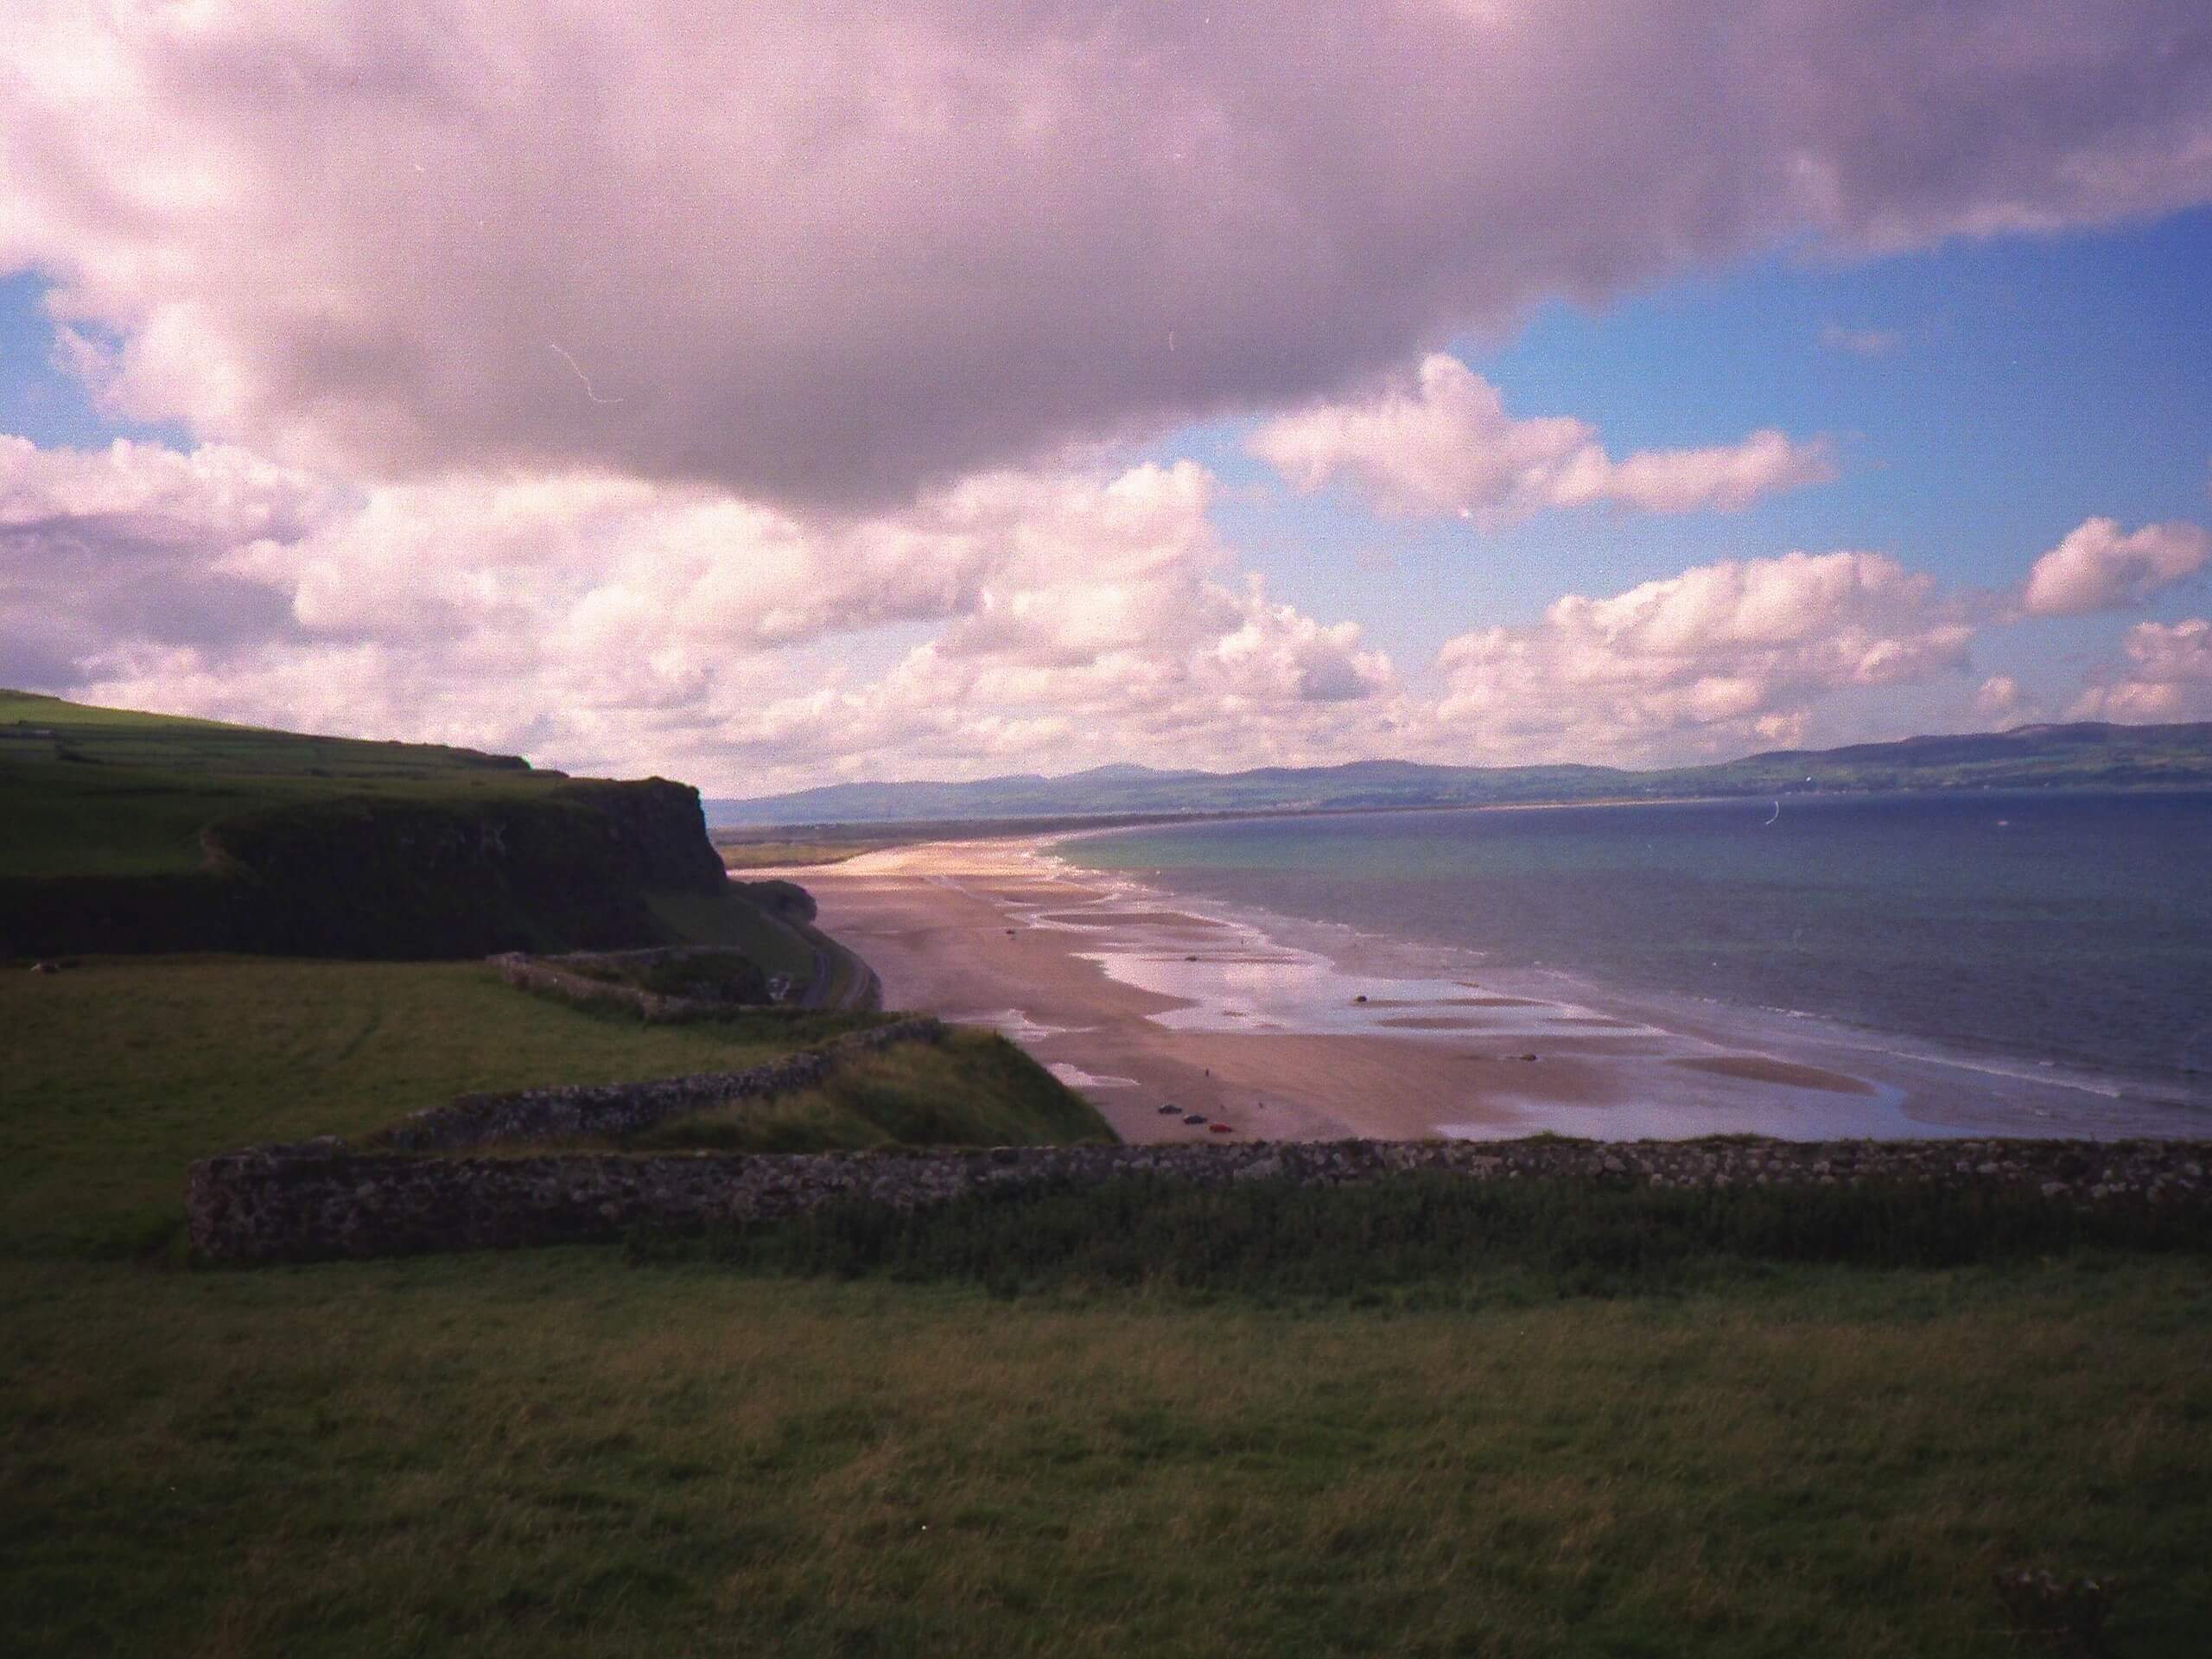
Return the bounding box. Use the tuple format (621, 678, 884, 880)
(628, 1173, 2212, 1301)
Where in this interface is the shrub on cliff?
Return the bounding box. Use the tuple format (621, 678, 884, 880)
(554, 947, 773, 1008)
(730, 878, 817, 922)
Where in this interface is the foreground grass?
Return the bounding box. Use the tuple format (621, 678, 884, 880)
(4, 1252, 2208, 1657)
(632, 1169, 2212, 1292)
(0, 957, 886, 1258)
(5, 949, 2209, 1653)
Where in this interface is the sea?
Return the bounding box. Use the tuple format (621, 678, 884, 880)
(1054, 789, 2212, 1135)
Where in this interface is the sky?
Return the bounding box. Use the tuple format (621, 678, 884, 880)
(3, 1, 2211, 796)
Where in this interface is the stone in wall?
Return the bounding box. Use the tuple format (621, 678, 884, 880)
(187, 1135, 2212, 1266)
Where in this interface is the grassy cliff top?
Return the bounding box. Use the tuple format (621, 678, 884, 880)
(0, 688, 535, 776)
(1, 689, 576, 879)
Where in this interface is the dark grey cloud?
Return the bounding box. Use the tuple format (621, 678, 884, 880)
(0, 512, 298, 685)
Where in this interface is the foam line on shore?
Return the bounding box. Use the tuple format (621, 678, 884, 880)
(779, 835, 2212, 1143)
(1027, 835, 2212, 1140)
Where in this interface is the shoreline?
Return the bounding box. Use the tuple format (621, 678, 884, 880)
(712, 780, 2212, 885)
(771, 836, 2210, 1146)
(712, 778, 2212, 849)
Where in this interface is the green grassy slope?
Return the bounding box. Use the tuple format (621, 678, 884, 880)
(0, 690, 752, 960)
(0, 957, 867, 1259)
(0, 688, 235, 731)
(0, 956, 1101, 1261)
(0, 687, 531, 776)
(629, 1027, 1111, 1153)
(646, 887, 817, 982)
(2, 688, 556, 880)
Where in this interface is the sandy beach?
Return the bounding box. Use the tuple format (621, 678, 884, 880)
(766, 836, 2157, 1145)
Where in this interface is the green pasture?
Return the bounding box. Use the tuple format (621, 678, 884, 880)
(1, 689, 568, 880)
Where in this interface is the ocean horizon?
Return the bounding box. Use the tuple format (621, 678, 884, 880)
(1054, 788, 2212, 1136)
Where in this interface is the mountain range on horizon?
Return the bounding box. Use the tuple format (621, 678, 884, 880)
(707, 721, 2212, 829)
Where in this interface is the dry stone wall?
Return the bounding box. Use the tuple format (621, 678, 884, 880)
(188, 1135, 2211, 1265)
(371, 1016, 944, 1152)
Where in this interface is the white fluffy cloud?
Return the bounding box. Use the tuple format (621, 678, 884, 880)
(1250, 356, 1833, 524)
(2069, 618, 2212, 721)
(4, 2, 2209, 505)
(1973, 674, 2031, 723)
(14, 435, 1400, 789)
(702, 587, 1402, 786)
(8, 4, 2208, 791)
(22, 417, 2212, 786)
(1428, 550, 1974, 762)
(0, 435, 333, 535)
(2019, 517, 2210, 615)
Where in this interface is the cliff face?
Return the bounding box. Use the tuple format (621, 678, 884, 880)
(547, 779, 729, 892)
(1, 778, 728, 960)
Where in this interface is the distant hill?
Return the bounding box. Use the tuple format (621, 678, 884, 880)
(709, 721, 2212, 828)
(1, 690, 735, 960)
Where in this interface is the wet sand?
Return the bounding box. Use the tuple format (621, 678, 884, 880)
(766, 837, 1967, 1146)
(1672, 1056, 1877, 1094)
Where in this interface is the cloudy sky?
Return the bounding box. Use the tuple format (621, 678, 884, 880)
(4, 1, 2211, 795)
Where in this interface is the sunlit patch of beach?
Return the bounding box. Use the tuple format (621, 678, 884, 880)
(1046, 1061, 1140, 1090)
(947, 1007, 1086, 1046)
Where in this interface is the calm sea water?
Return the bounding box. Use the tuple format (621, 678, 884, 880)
(1059, 791, 2212, 1094)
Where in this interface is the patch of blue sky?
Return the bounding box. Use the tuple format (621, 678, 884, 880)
(1467, 208, 2212, 572)
(0, 270, 193, 452)
(1142, 211, 2212, 677)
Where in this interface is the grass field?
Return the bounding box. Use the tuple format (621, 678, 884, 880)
(4, 952, 2209, 1655)
(645, 887, 818, 982)
(0, 748, 573, 879)
(0, 688, 242, 737)
(645, 889, 877, 1008)
(0, 687, 527, 776)
(627, 1027, 1112, 1154)
(0, 957, 1099, 1259)
(2, 689, 560, 879)
(5, 1250, 2208, 1656)
(633, 1168, 2212, 1291)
